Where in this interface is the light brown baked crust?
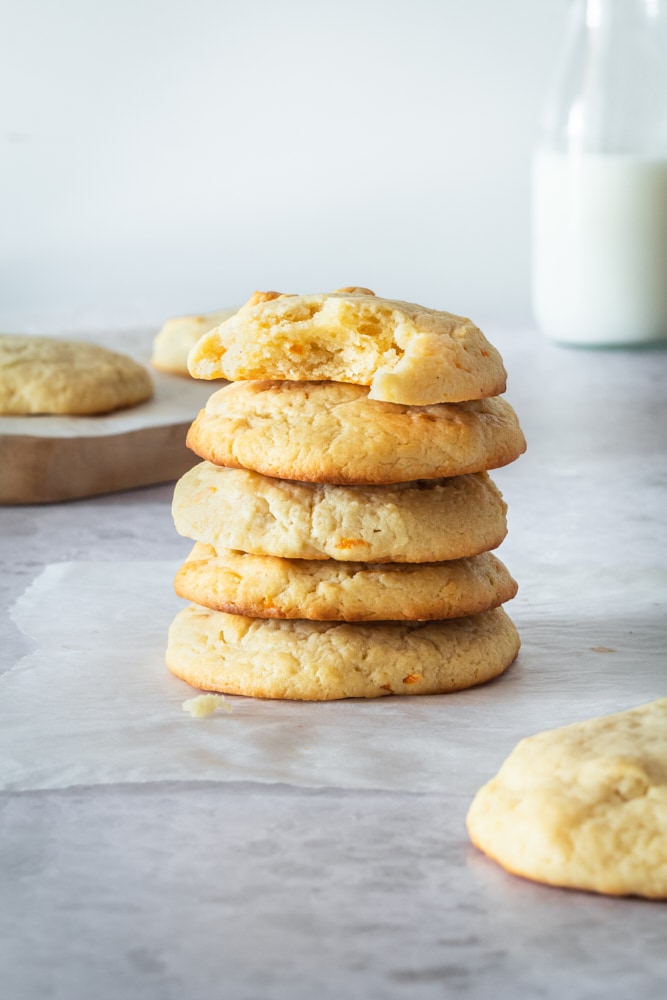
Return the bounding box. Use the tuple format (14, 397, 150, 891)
(187, 288, 507, 405)
(166, 604, 520, 700)
(172, 462, 508, 562)
(0, 335, 153, 415)
(174, 542, 518, 621)
(466, 699, 667, 898)
(185, 380, 526, 484)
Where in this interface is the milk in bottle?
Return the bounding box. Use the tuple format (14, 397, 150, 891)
(531, 0, 667, 346)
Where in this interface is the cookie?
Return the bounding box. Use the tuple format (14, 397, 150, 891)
(186, 380, 526, 484)
(174, 542, 518, 621)
(0, 335, 153, 415)
(187, 288, 507, 405)
(172, 462, 508, 562)
(166, 604, 520, 700)
(151, 307, 238, 376)
(466, 699, 667, 898)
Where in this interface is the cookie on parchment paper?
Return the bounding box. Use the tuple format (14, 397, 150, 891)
(172, 462, 508, 563)
(174, 542, 518, 621)
(151, 306, 239, 376)
(186, 380, 526, 484)
(187, 287, 507, 405)
(0, 334, 153, 415)
(166, 603, 520, 701)
(467, 699, 667, 898)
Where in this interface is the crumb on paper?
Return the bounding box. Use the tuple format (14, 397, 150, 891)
(182, 693, 234, 718)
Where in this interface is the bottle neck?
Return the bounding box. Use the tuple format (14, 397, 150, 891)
(538, 0, 667, 157)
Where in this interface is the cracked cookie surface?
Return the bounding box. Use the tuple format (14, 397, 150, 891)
(175, 542, 518, 620)
(467, 699, 667, 898)
(172, 462, 508, 562)
(186, 380, 526, 484)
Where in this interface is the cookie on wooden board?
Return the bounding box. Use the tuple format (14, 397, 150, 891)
(0, 335, 152, 415)
(151, 307, 238, 376)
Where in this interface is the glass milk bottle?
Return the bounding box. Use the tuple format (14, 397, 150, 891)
(532, 0, 667, 346)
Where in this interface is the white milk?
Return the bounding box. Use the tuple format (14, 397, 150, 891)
(531, 151, 667, 345)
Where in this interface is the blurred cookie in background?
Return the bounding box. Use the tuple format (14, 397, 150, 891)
(151, 306, 239, 377)
(0, 334, 153, 415)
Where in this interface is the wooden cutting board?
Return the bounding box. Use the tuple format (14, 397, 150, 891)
(0, 331, 217, 504)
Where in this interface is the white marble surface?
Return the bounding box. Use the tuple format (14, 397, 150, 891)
(2, 327, 667, 999)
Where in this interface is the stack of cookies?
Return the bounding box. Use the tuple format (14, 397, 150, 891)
(166, 287, 526, 701)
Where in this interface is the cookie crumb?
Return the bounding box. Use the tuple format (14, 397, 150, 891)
(182, 694, 233, 718)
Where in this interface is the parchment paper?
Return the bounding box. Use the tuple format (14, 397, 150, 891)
(1, 559, 665, 793)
